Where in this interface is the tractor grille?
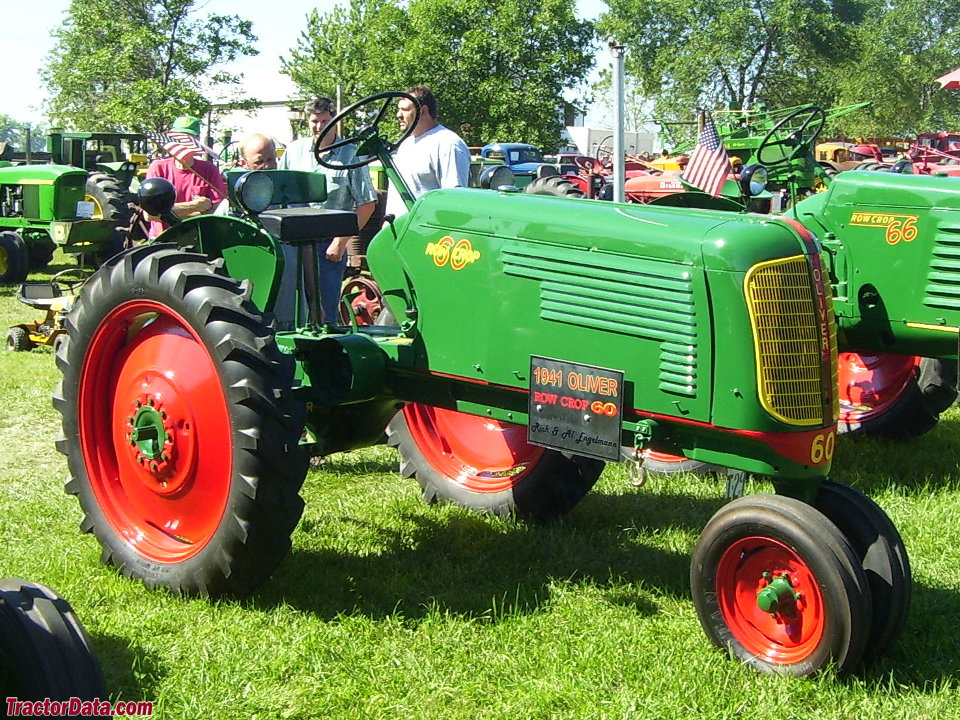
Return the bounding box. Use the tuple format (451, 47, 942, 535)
(745, 255, 837, 426)
(924, 223, 960, 310)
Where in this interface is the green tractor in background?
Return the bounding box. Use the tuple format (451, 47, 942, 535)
(0, 130, 145, 282)
(635, 104, 958, 476)
(54, 93, 910, 676)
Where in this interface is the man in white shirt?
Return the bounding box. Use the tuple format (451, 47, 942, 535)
(386, 86, 471, 218)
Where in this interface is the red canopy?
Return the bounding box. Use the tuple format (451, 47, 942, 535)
(936, 67, 960, 90)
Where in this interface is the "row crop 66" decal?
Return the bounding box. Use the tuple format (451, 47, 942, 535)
(849, 212, 919, 245)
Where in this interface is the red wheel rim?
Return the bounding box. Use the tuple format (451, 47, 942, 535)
(78, 300, 232, 563)
(402, 405, 545, 493)
(837, 352, 920, 424)
(716, 536, 826, 664)
(340, 276, 383, 325)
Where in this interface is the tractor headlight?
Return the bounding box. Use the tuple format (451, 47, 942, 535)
(235, 171, 275, 214)
(739, 164, 768, 197)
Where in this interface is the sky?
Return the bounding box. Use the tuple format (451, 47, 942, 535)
(5, 0, 610, 127)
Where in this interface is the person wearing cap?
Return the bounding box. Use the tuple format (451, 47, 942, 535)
(277, 97, 378, 326)
(144, 118, 227, 238)
(171, 115, 202, 136)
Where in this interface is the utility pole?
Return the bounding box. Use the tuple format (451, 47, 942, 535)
(609, 39, 626, 203)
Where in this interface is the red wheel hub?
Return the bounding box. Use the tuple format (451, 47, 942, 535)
(837, 352, 920, 424)
(402, 405, 545, 493)
(715, 536, 826, 664)
(78, 301, 232, 563)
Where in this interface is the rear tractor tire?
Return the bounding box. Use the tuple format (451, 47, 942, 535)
(838, 352, 957, 438)
(523, 176, 585, 198)
(54, 245, 308, 597)
(387, 404, 604, 521)
(85, 172, 132, 262)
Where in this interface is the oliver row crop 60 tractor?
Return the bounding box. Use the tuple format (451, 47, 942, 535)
(55, 93, 910, 676)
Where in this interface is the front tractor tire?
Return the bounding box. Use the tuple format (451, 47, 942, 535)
(691, 495, 872, 675)
(53, 245, 308, 597)
(0, 230, 29, 284)
(387, 404, 604, 521)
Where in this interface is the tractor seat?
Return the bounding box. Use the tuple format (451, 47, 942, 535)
(17, 281, 63, 309)
(257, 208, 360, 245)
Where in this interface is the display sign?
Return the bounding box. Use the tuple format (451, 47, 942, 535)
(527, 355, 624, 461)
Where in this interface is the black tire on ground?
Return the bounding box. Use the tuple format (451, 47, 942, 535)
(814, 481, 910, 656)
(523, 176, 585, 198)
(0, 230, 29, 284)
(691, 494, 872, 675)
(53, 244, 308, 597)
(386, 405, 604, 521)
(6, 326, 32, 352)
(840, 357, 957, 438)
(0, 578, 107, 704)
(918, 357, 958, 414)
(85, 172, 132, 261)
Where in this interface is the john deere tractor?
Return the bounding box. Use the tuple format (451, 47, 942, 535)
(54, 93, 910, 676)
(0, 130, 144, 281)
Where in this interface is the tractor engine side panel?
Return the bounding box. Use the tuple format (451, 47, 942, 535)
(370, 189, 824, 434)
(796, 171, 960, 357)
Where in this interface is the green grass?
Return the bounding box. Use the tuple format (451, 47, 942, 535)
(2, 259, 960, 718)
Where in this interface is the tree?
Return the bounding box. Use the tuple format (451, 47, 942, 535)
(830, 0, 960, 138)
(42, 0, 258, 132)
(282, 0, 596, 150)
(597, 0, 864, 143)
(282, 0, 410, 110)
(0, 116, 46, 153)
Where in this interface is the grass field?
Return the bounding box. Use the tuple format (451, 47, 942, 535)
(2, 259, 960, 719)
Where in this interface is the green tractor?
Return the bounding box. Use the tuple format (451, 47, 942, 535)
(54, 93, 909, 676)
(648, 105, 958, 442)
(0, 164, 120, 283)
(0, 130, 145, 281)
(42, 129, 147, 222)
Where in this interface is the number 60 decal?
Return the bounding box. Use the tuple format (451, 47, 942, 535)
(810, 431, 835, 465)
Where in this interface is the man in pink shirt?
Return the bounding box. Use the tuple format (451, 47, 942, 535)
(144, 119, 227, 238)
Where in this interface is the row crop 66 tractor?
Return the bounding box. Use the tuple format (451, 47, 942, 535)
(640, 106, 960, 447)
(54, 93, 910, 676)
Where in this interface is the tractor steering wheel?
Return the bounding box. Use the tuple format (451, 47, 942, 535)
(756, 106, 826, 169)
(314, 91, 421, 170)
(50, 267, 92, 294)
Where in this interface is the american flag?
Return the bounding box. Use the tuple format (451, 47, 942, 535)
(145, 129, 220, 163)
(682, 112, 730, 197)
